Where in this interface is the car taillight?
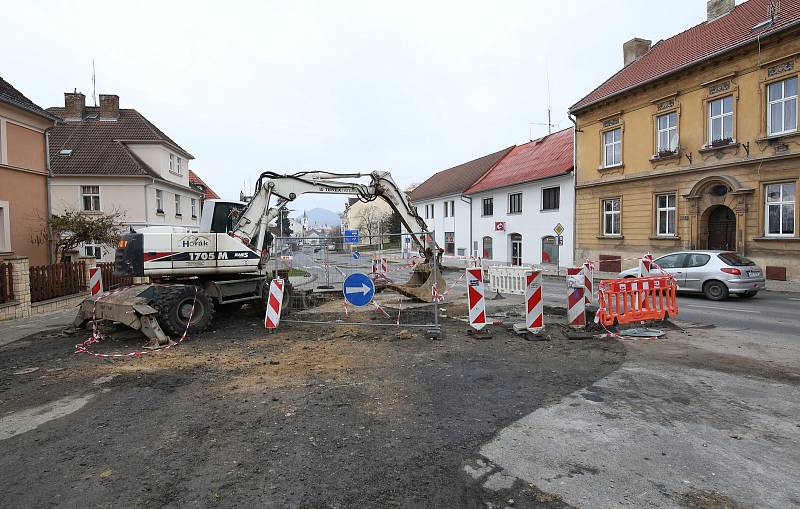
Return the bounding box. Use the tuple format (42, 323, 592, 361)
(721, 267, 741, 276)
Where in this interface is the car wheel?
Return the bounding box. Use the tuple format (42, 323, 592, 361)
(703, 280, 729, 301)
(737, 290, 758, 299)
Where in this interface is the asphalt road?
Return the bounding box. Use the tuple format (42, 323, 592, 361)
(288, 248, 800, 340)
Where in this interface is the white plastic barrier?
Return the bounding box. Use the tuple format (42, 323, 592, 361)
(486, 265, 535, 295)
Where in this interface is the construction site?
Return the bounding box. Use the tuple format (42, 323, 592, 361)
(2, 174, 799, 507)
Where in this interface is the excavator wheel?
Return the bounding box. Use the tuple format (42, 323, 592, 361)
(152, 285, 215, 338)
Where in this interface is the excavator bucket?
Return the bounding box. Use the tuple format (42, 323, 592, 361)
(67, 285, 171, 348)
(387, 263, 446, 303)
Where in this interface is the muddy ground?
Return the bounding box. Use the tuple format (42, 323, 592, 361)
(0, 301, 625, 509)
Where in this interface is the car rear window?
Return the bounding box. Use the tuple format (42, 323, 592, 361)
(718, 252, 756, 266)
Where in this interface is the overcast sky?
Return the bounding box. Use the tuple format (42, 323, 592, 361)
(4, 0, 715, 216)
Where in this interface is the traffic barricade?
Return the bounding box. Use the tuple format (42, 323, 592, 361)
(596, 275, 678, 326)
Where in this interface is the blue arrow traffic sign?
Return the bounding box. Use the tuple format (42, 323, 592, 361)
(342, 272, 375, 307)
(352, 250, 360, 260)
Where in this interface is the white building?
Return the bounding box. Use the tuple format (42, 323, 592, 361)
(47, 92, 205, 261)
(410, 128, 575, 267)
(408, 147, 514, 256)
(466, 128, 575, 267)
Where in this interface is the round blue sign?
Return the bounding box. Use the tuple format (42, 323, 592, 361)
(342, 272, 375, 307)
(352, 250, 360, 260)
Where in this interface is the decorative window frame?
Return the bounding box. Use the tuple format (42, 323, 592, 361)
(650, 96, 681, 161)
(700, 76, 739, 149)
(80, 185, 102, 213)
(599, 122, 624, 170)
(507, 192, 523, 215)
(758, 57, 798, 140)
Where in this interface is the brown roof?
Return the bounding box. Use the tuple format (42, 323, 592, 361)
(466, 128, 573, 194)
(0, 76, 57, 121)
(46, 107, 193, 177)
(409, 146, 515, 201)
(570, 0, 800, 112)
(188, 169, 221, 199)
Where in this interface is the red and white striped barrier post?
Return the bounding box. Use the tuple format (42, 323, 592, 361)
(567, 267, 586, 330)
(264, 278, 285, 330)
(88, 267, 103, 296)
(638, 253, 653, 277)
(380, 256, 388, 275)
(525, 269, 543, 333)
(582, 260, 594, 306)
(371, 257, 377, 275)
(466, 267, 487, 330)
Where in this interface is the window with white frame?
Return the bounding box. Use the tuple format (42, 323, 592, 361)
(175, 194, 182, 216)
(443, 201, 449, 217)
(81, 185, 100, 212)
(656, 111, 678, 153)
(84, 240, 102, 259)
(767, 76, 798, 136)
(0, 201, 10, 252)
(191, 198, 197, 218)
(765, 182, 795, 236)
(442, 200, 454, 217)
(603, 128, 622, 167)
(425, 204, 434, 219)
(603, 198, 621, 236)
(656, 193, 676, 236)
(482, 236, 492, 259)
(708, 95, 734, 144)
(508, 193, 522, 214)
(169, 153, 175, 171)
(482, 197, 493, 216)
(155, 189, 164, 212)
(176, 157, 183, 175)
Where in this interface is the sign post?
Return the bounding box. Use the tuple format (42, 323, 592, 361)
(554, 223, 565, 276)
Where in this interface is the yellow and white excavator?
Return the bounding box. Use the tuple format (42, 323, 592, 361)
(70, 171, 444, 345)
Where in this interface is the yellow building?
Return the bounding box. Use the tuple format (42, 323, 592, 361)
(570, 0, 800, 281)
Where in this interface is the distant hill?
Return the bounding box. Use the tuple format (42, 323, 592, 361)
(296, 208, 341, 227)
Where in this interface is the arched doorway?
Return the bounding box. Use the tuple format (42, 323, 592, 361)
(510, 233, 522, 266)
(706, 205, 736, 250)
(542, 235, 558, 265)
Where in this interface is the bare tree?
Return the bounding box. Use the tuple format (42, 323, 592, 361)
(33, 208, 126, 261)
(356, 205, 391, 245)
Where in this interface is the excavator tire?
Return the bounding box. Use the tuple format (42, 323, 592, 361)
(152, 285, 215, 338)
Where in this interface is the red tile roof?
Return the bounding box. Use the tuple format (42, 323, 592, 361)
(570, 0, 800, 112)
(189, 170, 221, 199)
(466, 128, 573, 194)
(409, 146, 515, 201)
(47, 107, 193, 177)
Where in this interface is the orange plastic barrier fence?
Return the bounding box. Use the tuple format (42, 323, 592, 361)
(596, 275, 678, 326)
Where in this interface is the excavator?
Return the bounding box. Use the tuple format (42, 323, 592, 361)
(69, 171, 444, 346)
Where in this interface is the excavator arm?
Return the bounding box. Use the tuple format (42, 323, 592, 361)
(233, 170, 439, 260)
(231, 170, 444, 302)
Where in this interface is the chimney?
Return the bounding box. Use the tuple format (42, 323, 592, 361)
(63, 90, 85, 121)
(707, 0, 735, 21)
(623, 38, 652, 67)
(98, 94, 120, 120)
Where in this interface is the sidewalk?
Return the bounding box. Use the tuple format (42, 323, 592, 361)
(442, 261, 799, 293)
(0, 309, 76, 347)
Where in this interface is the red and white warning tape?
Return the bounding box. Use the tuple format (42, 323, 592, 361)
(75, 287, 198, 359)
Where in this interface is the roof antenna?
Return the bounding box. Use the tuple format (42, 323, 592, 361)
(91, 58, 97, 107)
(529, 67, 557, 139)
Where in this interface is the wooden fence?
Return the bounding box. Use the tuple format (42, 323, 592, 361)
(97, 262, 133, 289)
(0, 262, 13, 304)
(29, 262, 86, 303)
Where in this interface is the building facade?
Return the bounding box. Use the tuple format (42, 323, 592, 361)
(409, 146, 514, 257)
(570, 0, 800, 280)
(47, 92, 205, 261)
(341, 197, 394, 245)
(0, 77, 57, 266)
(466, 128, 574, 267)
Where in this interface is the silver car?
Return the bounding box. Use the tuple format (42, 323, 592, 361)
(617, 250, 766, 301)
